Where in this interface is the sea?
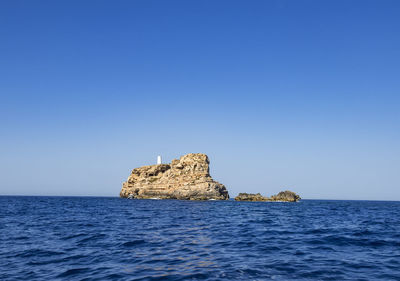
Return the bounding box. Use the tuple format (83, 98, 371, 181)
(1, 196, 400, 280)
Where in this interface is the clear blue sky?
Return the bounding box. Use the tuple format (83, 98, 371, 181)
(1, 0, 399, 200)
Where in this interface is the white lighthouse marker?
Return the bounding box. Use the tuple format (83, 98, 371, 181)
(157, 155, 162, 165)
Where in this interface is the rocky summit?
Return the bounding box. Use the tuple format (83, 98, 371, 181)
(120, 153, 229, 200)
(235, 190, 301, 202)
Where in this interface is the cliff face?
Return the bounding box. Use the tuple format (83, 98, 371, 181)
(235, 190, 301, 202)
(120, 153, 229, 200)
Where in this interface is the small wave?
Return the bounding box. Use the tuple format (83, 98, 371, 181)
(61, 232, 87, 240)
(56, 267, 90, 278)
(17, 249, 64, 258)
(76, 233, 106, 245)
(121, 240, 146, 247)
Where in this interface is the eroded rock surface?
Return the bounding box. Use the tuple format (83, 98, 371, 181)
(234, 193, 268, 201)
(120, 153, 229, 200)
(235, 190, 301, 202)
(270, 191, 301, 202)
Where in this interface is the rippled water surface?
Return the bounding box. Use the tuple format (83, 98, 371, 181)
(1, 197, 400, 280)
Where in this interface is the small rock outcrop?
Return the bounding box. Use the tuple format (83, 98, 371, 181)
(234, 193, 268, 201)
(120, 153, 229, 200)
(235, 190, 301, 202)
(270, 191, 301, 202)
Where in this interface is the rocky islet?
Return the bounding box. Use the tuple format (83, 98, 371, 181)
(234, 191, 301, 202)
(120, 153, 229, 200)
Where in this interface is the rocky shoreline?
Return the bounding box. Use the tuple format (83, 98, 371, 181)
(120, 153, 300, 202)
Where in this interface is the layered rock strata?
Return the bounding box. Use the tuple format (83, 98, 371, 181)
(235, 190, 301, 202)
(120, 153, 229, 200)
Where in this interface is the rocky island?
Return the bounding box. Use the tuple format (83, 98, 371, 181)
(121, 153, 300, 202)
(234, 190, 301, 202)
(120, 153, 229, 200)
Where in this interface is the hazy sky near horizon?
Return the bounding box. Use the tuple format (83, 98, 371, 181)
(1, 0, 399, 200)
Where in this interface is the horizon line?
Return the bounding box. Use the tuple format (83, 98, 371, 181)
(0, 194, 399, 202)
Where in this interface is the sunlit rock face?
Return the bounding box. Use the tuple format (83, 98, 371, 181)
(120, 153, 229, 200)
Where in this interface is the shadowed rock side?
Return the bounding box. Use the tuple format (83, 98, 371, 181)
(120, 153, 229, 200)
(235, 190, 301, 202)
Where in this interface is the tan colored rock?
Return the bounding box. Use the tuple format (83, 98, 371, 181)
(270, 190, 301, 202)
(120, 153, 229, 200)
(234, 193, 268, 201)
(234, 190, 301, 202)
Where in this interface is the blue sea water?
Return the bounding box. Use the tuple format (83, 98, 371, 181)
(1, 197, 400, 280)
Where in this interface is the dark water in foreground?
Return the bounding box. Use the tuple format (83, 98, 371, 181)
(1, 197, 400, 280)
